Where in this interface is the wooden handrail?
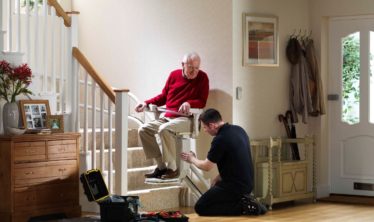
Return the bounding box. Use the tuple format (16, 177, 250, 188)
(47, 0, 71, 27)
(72, 47, 116, 103)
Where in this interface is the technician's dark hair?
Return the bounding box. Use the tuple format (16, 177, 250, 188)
(199, 108, 222, 125)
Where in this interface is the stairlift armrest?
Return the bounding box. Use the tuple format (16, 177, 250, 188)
(190, 108, 203, 138)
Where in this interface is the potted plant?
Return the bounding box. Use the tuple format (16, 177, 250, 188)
(0, 60, 33, 134)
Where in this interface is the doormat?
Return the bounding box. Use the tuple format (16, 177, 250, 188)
(318, 194, 374, 205)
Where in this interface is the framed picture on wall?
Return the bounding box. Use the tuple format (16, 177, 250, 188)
(243, 14, 279, 67)
(19, 100, 51, 130)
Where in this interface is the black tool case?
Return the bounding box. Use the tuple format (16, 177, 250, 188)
(80, 169, 139, 222)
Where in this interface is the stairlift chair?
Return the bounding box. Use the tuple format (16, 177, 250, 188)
(143, 105, 210, 197)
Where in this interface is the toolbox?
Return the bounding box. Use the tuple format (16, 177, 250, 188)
(80, 169, 139, 222)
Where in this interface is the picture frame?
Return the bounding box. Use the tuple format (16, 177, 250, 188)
(19, 100, 51, 130)
(243, 14, 279, 67)
(46, 115, 64, 133)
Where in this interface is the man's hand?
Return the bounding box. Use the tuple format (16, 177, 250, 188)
(181, 151, 215, 172)
(135, 102, 147, 112)
(178, 102, 191, 114)
(180, 151, 196, 163)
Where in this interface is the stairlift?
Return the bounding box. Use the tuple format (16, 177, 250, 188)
(143, 105, 210, 198)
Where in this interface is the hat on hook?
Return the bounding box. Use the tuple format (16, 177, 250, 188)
(286, 37, 301, 65)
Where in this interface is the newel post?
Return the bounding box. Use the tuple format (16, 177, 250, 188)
(69, 13, 79, 131)
(114, 89, 129, 195)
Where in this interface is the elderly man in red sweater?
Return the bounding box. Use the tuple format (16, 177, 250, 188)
(135, 52, 209, 179)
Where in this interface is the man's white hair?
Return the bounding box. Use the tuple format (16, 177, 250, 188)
(182, 52, 201, 63)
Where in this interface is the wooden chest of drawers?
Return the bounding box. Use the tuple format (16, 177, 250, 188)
(0, 133, 81, 222)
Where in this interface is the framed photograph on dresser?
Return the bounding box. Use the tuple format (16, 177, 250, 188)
(46, 115, 64, 133)
(19, 100, 51, 130)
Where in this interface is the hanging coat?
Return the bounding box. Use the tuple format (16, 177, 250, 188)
(304, 39, 326, 116)
(288, 38, 313, 124)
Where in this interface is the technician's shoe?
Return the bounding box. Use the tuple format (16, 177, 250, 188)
(144, 167, 167, 178)
(160, 168, 179, 179)
(241, 194, 267, 215)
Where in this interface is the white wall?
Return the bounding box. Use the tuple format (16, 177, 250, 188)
(233, 0, 310, 138)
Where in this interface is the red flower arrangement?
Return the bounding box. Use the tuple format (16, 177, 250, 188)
(0, 60, 33, 103)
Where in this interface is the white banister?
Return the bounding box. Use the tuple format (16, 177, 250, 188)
(108, 100, 113, 193)
(91, 81, 97, 169)
(51, 7, 56, 93)
(16, 0, 20, 52)
(8, 0, 12, 52)
(114, 89, 129, 195)
(100, 91, 105, 171)
(69, 13, 79, 126)
(83, 72, 88, 154)
(0, 0, 3, 32)
(26, 0, 30, 62)
(33, 0, 39, 73)
(42, 0, 48, 92)
(0, 0, 3, 52)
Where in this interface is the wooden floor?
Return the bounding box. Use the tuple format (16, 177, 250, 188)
(184, 201, 374, 222)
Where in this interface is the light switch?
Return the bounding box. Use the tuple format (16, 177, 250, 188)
(236, 87, 242, 100)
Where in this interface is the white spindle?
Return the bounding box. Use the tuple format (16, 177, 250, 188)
(73, 54, 79, 131)
(91, 80, 97, 169)
(42, 0, 48, 92)
(16, 0, 20, 52)
(115, 90, 129, 195)
(33, 0, 39, 73)
(0, 0, 3, 52)
(100, 91, 105, 171)
(0, 0, 3, 32)
(83, 72, 89, 154)
(26, 0, 30, 63)
(8, 0, 12, 51)
(108, 101, 113, 193)
(70, 14, 79, 129)
(51, 7, 56, 92)
(59, 24, 65, 112)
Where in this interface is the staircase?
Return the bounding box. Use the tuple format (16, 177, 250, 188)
(0, 0, 187, 213)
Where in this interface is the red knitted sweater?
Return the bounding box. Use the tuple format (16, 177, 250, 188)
(145, 69, 209, 117)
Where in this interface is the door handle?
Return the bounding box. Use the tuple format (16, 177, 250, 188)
(327, 94, 339, 101)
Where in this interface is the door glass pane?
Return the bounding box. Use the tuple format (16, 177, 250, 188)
(370, 31, 374, 123)
(342, 32, 360, 125)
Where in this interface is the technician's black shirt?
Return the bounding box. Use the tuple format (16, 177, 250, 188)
(207, 123, 254, 195)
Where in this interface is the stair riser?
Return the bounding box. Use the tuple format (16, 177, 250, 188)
(135, 187, 182, 211)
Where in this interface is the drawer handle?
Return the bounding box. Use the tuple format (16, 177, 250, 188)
(59, 168, 67, 172)
(25, 171, 34, 175)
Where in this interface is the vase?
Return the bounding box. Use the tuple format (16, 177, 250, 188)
(3, 102, 20, 135)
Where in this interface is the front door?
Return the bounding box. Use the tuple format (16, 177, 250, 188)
(329, 16, 374, 195)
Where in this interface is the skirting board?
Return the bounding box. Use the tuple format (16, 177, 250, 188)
(317, 184, 330, 198)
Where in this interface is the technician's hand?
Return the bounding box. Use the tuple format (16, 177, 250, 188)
(135, 102, 147, 112)
(178, 102, 191, 114)
(180, 151, 196, 163)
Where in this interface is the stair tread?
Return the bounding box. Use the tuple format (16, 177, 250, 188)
(128, 185, 182, 195)
(128, 165, 156, 172)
